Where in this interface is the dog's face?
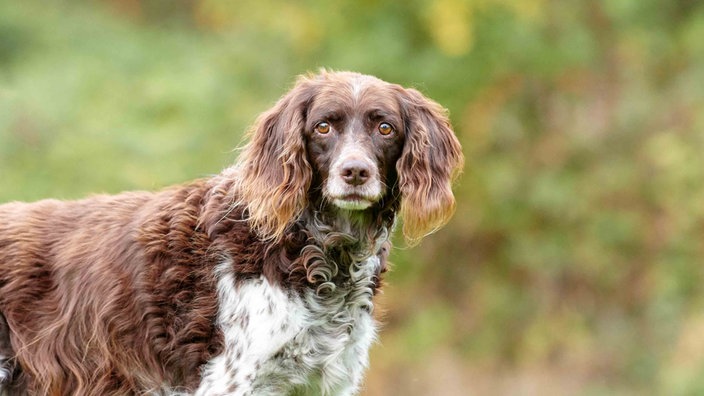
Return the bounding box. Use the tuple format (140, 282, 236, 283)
(304, 76, 405, 211)
(236, 71, 464, 244)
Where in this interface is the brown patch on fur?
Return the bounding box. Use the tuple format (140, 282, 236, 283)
(0, 182, 228, 394)
(394, 86, 464, 244)
(234, 76, 316, 242)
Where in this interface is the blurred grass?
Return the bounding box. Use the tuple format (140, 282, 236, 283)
(2, 0, 704, 395)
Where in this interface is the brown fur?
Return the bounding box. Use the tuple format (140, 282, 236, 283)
(0, 70, 463, 395)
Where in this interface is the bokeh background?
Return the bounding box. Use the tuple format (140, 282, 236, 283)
(2, 0, 704, 394)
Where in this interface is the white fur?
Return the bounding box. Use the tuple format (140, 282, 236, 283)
(195, 256, 380, 396)
(350, 77, 366, 105)
(0, 361, 8, 383)
(0, 339, 10, 394)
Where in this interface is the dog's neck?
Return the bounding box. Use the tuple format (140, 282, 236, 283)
(282, 203, 391, 296)
(200, 174, 395, 294)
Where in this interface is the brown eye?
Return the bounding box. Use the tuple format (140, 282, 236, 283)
(378, 122, 394, 135)
(315, 122, 331, 134)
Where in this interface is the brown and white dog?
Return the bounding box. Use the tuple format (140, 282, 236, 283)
(0, 71, 463, 395)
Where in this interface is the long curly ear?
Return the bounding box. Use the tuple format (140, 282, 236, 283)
(236, 77, 315, 240)
(395, 87, 464, 245)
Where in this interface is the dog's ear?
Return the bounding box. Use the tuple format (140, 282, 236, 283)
(394, 86, 464, 245)
(236, 77, 315, 241)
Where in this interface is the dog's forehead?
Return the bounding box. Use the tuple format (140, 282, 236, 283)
(310, 75, 401, 117)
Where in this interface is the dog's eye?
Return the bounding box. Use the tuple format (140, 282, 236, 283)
(315, 122, 331, 134)
(378, 122, 394, 136)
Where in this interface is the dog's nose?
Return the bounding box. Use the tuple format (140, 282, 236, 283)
(341, 160, 371, 186)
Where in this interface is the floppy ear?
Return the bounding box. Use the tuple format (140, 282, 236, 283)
(395, 87, 464, 245)
(236, 77, 315, 241)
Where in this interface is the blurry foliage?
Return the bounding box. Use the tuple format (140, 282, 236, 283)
(2, 0, 704, 394)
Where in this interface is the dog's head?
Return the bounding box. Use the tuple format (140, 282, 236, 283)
(236, 70, 463, 244)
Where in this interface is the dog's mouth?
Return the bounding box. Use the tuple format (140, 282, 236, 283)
(331, 194, 377, 210)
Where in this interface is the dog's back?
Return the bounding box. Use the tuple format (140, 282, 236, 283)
(0, 186, 223, 395)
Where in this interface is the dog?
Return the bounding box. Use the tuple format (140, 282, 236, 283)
(0, 70, 463, 395)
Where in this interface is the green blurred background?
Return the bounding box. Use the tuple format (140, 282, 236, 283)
(2, 0, 704, 394)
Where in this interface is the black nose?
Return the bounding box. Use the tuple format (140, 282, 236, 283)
(341, 160, 371, 186)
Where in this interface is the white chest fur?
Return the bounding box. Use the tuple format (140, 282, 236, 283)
(195, 256, 380, 396)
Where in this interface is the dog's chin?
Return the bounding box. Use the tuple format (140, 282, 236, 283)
(331, 196, 376, 211)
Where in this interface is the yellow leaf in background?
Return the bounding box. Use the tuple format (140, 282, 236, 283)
(194, 0, 239, 31)
(497, 0, 546, 22)
(425, 0, 475, 56)
(195, 0, 322, 53)
(279, 4, 324, 55)
(424, 0, 545, 56)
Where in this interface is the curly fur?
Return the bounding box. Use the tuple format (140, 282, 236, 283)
(0, 70, 463, 395)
